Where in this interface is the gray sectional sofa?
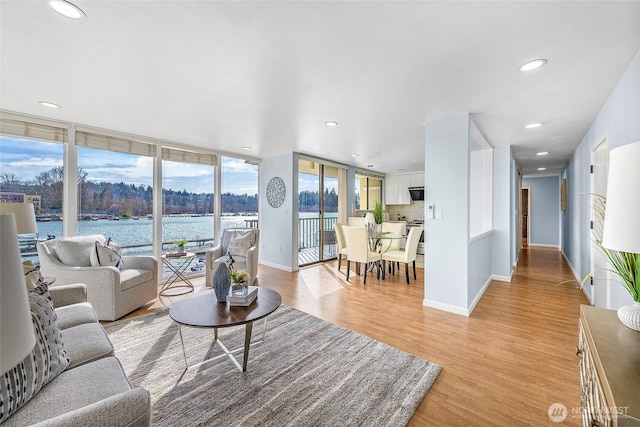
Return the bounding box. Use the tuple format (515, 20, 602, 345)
(3, 283, 150, 426)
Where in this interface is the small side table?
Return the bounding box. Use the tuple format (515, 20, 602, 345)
(160, 252, 196, 297)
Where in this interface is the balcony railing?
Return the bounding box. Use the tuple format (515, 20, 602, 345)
(298, 216, 338, 265)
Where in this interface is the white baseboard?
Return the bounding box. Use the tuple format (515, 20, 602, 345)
(468, 276, 493, 314)
(423, 299, 470, 317)
(259, 260, 296, 272)
(528, 243, 560, 249)
(492, 274, 511, 283)
(560, 251, 592, 304)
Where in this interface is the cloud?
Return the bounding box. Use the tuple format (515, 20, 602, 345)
(10, 157, 62, 167)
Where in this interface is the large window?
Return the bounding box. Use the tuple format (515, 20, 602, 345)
(354, 173, 382, 211)
(162, 147, 216, 276)
(76, 130, 155, 256)
(77, 146, 153, 255)
(221, 156, 259, 230)
(0, 113, 262, 280)
(0, 120, 66, 262)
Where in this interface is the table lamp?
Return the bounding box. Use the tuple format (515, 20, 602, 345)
(601, 141, 640, 253)
(600, 141, 640, 332)
(0, 202, 38, 236)
(0, 213, 36, 375)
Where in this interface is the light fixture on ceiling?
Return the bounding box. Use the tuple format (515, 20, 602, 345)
(537, 167, 546, 171)
(351, 154, 359, 157)
(536, 151, 549, 156)
(525, 122, 543, 129)
(241, 146, 251, 150)
(47, 0, 86, 20)
(325, 121, 338, 127)
(38, 101, 61, 109)
(519, 59, 547, 72)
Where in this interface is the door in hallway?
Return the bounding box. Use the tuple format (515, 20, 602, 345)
(591, 138, 609, 308)
(521, 188, 529, 247)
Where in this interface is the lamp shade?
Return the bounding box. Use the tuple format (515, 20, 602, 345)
(601, 141, 640, 254)
(0, 203, 37, 234)
(0, 213, 36, 375)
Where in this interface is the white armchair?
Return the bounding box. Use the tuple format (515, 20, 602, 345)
(37, 235, 158, 321)
(205, 228, 259, 287)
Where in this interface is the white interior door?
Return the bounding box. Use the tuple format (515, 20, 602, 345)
(591, 138, 609, 307)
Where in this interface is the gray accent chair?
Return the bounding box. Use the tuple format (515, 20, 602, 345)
(37, 235, 158, 321)
(205, 228, 259, 287)
(3, 283, 150, 426)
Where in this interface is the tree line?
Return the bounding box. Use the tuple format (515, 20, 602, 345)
(2, 167, 337, 216)
(0, 168, 257, 216)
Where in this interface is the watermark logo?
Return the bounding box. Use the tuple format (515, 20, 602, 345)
(548, 403, 567, 423)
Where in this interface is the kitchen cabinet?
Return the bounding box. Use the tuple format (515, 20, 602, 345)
(385, 173, 417, 205)
(410, 172, 424, 187)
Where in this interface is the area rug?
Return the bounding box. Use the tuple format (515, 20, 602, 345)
(103, 305, 441, 426)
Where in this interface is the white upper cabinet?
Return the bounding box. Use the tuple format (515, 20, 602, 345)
(410, 172, 424, 187)
(385, 173, 419, 205)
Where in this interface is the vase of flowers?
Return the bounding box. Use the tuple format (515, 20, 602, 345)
(229, 269, 249, 297)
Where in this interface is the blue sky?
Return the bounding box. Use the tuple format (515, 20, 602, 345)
(0, 136, 258, 195)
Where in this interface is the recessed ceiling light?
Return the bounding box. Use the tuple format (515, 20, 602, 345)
(39, 101, 61, 109)
(351, 154, 359, 157)
(525, 122, 543, 129)
(241, 146, 251, 150)
(537, 167, 546, 171)
(325, 121, 338, 127)
(537, 151, 549, 156)
(519, 59, 547, 72)
(48, 0, 86, 20)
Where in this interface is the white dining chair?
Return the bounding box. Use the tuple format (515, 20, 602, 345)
(381, 226, 422, 284)
(381, 221, 406, 251)
(381, 221, 407, 274)
(333, 222, 348, 272)
(342, 225, 382, 284)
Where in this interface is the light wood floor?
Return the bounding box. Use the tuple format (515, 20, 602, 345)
(125, 246, 589, 426)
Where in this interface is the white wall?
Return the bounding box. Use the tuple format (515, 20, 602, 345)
(563, 48, 640, 309)
(492, 146, 514, 280)
(260, 152, 297, 271)
(424, 114, 471, 314)
(522, 175, 560, 247)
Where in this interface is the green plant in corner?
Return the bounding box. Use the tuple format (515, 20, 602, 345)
(373, 200, 384, 224)
(559, 195, 640, 302)
(592, 195, 639, 302)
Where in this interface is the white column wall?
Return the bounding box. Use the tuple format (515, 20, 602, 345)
(424, 113, 471, 315)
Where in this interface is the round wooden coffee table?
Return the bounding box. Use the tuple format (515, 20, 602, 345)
(169, 287, 281, 372)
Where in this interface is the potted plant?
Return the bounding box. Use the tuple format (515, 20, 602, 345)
(373, 200, 384, 225)
(173, 239, 188, 255)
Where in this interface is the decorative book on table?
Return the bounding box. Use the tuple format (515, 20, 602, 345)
(228, 286, 258, 306)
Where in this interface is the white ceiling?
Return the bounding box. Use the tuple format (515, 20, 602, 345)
(1, 1, 639, 176)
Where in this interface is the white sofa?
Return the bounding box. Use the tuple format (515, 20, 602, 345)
(37, 235, 158, 321)
(3, 283, 150, 426)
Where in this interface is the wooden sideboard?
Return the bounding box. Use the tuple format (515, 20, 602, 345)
(578, 305, 640, 426)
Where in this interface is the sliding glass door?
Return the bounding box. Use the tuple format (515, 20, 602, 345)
(297, 158, 342, 266)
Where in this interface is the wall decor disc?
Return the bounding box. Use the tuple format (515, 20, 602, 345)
(266, 176, 286, 208)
